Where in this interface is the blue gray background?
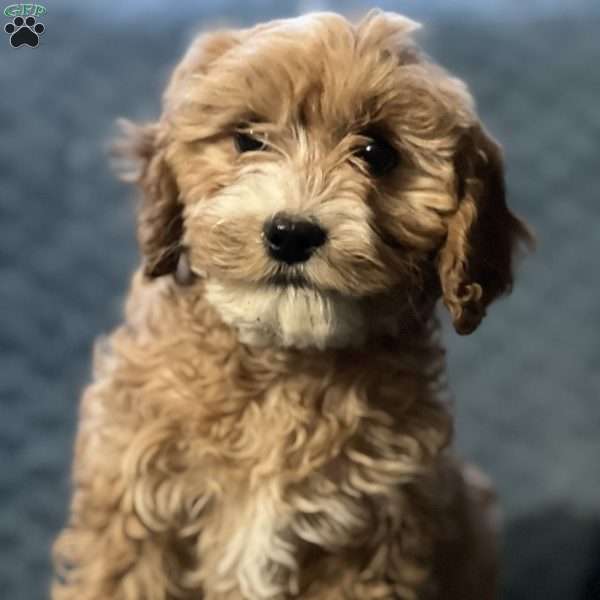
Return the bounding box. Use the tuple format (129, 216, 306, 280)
(1, 1, 599, 598)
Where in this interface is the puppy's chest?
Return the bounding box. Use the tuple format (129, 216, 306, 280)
(129, 335, 441, 595)
(205, 431, 405, 599)
(197, 398, 423, 598)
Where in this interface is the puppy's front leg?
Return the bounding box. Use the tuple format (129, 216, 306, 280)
(288, 474, 438, 599)
(52, 415, 205, 600)
(296, 512, 435, 600)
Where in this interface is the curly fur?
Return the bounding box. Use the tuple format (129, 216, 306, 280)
(53, 10, 531, 600)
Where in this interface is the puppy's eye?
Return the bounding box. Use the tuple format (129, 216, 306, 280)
(234, 131, 266, 153)
(354, 136, 399, 177)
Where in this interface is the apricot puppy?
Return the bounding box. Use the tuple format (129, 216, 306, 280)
(53, 11, 531, 600)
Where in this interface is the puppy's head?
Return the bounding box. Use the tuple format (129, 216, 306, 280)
(121, 11, 531, 348)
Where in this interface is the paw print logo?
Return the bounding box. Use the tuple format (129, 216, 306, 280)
(4, 15, 44, 47)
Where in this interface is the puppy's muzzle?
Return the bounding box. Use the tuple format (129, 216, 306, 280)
(263, 213, 327, 265)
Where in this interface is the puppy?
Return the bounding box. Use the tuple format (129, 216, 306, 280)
(53, 11, 531, 600)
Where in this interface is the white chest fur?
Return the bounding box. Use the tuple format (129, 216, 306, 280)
(215, 486, 298, 599)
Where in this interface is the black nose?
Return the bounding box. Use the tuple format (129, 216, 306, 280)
(263, 215, 327, 264)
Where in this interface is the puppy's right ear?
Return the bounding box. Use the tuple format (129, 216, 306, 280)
(116, 120, 183, 279)
(115, 30, 242, 280)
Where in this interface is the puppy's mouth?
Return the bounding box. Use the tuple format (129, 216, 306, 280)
(264, 269, 316, 290)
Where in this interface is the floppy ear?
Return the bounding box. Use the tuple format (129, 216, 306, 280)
(438, 126, 533, 334)
(116, 30, 241, 280)
(117, 120, 183, 279)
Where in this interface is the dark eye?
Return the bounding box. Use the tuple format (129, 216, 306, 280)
(354, 136, 399, 176)
(234, 130, 266, 153)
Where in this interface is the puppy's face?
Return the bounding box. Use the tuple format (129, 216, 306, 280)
(125, 12, 531, 349)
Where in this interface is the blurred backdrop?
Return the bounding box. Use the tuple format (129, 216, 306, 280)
(1, 1, 599, 598)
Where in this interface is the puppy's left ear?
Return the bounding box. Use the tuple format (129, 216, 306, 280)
(438, 126, 533, 334)
(116, 120, 183, 279)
